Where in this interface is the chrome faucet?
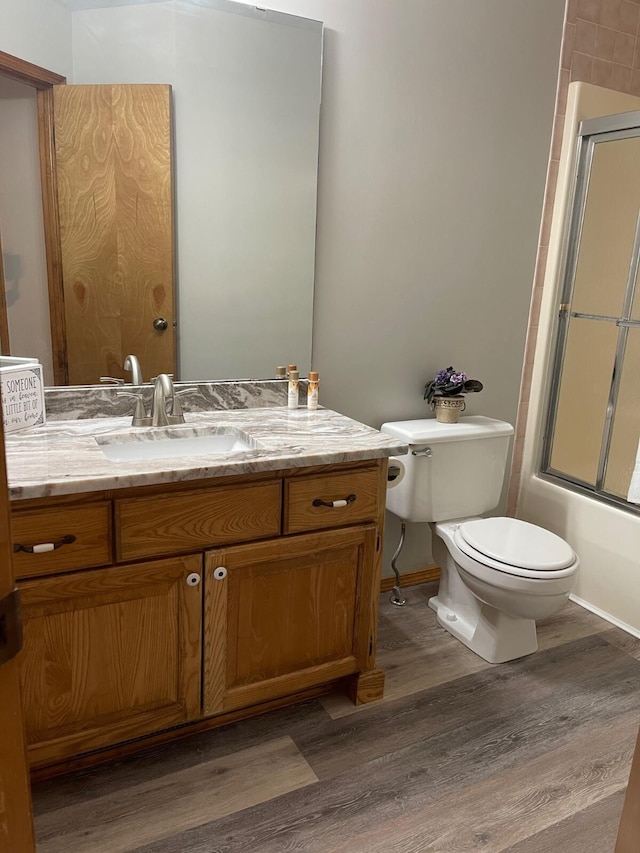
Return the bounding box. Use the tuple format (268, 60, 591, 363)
(120, 373, 200, 427)
(151, 373, 174, 426)
(123, 354, 143, 385)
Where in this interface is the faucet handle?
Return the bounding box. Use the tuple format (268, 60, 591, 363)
(100, 376, 125, 385)
(170, 387, 200, 422)
(117, 391, 150, 426)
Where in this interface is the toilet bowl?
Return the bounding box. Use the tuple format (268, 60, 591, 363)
(429, 517, 578, 662)
(381, 416, 579, 663)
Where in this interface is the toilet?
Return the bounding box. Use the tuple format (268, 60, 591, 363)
(381, 416, 579, 663)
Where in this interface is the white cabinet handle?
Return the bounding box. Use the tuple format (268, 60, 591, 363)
(13, 534, 76, 554)
(186, 572, 201, 587)
(312, 494, 356, 509)
(213, 566, 228, 580)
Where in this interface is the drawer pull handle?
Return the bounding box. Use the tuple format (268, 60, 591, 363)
(312, 494, 356, 509)
(13, 534, 76, 554)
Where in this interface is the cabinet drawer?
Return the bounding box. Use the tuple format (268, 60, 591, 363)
(11, 504, 112, 579)
(115, 480, 282, 561)
(284, 466, 381, 534)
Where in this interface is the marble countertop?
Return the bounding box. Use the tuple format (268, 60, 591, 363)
(7, 407, 408, 500)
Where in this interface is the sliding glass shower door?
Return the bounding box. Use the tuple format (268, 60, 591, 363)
(543, 113, 640, 511)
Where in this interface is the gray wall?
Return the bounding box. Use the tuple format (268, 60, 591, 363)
(270, 0, 565, 572)
(0, 0, 72, 77)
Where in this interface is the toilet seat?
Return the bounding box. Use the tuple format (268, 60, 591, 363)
(454, 517, 577, 580)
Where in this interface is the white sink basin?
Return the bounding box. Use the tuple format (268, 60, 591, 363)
(96, 428, 254, 462)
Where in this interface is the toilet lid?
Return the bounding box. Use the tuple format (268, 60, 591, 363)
(457, 517, 576, 571)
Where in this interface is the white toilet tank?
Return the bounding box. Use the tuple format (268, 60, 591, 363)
(381, 416, 514, 523)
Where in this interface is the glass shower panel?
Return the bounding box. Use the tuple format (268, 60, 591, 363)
(572, 137, 640, 319)
(550, 317, 618, 486)
(604, 328, 640, 498)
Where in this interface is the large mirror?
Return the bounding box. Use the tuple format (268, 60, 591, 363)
(0, 0, 323, 386)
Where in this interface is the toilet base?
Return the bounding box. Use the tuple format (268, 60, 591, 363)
(428, 593, 538, 664)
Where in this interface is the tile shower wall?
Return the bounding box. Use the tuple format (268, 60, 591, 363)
(508, 0, 640, 514)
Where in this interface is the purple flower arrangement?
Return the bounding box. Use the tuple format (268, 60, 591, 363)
(424, 366, 483, 404)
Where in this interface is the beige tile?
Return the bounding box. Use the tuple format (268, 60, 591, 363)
(34, 736, 318, 853)
(570, 51, 594, 81)
(540, 159, 560, 247)
(513, 403, 528, 441)
(575, 18, 597, 52)
(632, 40, 640, 66)
(551, 112, 566, 160)
(614, 30, 636, 63)
(518, 361, 533, 406)
(516, 400, 530, 434)
(512, 435, 526, 474)
(524, 323, 540, 367)
(592, 57, 614, 85)
(566, 0, 578, 22)
(612, 61, 634, 89)
(577, 0, 604, 23)
(557, 69, 571, 115)
(594, 24, 618, 60)
(530, 280, 545, 326)
(540, 203, 554, 249)
(620, 0, 640, 33)
(631, 67, 640, 93)
(507, 472, 521, 516)
(562, 22, 576, 69)
(534, 244, 550, 293)
(599, 0, 622, 29)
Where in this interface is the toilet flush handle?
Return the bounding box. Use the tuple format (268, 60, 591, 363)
(411, 447, 432, 457)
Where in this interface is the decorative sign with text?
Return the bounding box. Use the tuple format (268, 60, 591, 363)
(1, 364, 46, 433)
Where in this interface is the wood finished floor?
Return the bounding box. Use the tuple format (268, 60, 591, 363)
(31, 583, 640, 853)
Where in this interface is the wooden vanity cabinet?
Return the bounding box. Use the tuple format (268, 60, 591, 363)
(11, 460, 387, 769)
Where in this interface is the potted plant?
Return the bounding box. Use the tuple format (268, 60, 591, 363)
(424, 366, 483, 423)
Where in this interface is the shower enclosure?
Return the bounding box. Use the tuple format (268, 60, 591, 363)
(542, 109, 640, 514)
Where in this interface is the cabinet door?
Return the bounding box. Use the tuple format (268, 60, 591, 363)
(204, 526, 377, 715)
(19, 555, 202, 766)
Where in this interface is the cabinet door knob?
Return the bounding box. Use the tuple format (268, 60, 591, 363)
(213, 566, 228, 580)
(186, 572, 201, 586)
(153, 317, 169, 331)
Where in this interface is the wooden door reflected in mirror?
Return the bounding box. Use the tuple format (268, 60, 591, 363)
(54, 83, 175, 385)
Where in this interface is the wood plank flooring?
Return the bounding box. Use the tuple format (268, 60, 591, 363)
(31, 583, 640, 852)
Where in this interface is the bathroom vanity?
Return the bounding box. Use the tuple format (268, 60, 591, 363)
(6, 397, 405, 772)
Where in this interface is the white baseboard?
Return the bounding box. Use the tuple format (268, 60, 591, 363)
(569, 593, 640, 640)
